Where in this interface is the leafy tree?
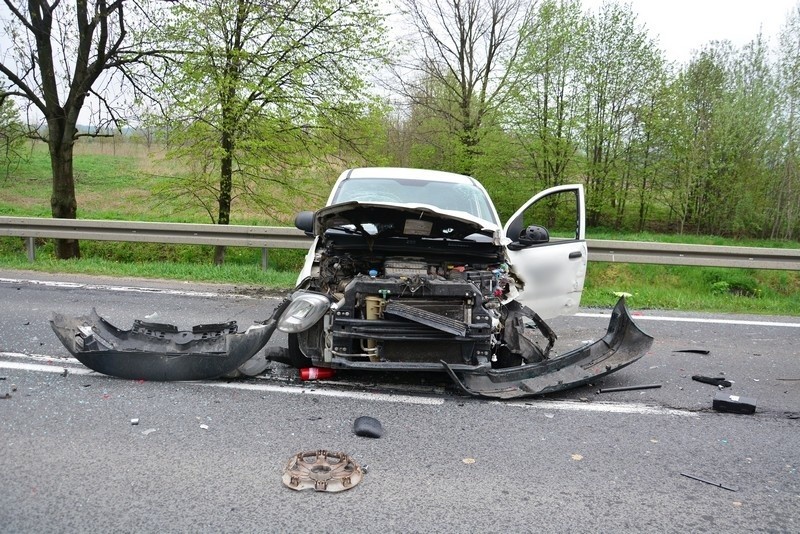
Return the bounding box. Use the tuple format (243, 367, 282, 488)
(773, 3, 800, 240)
(578, 1, 663, 227)
(0, 96, 25, 177)
(152, 0, 388, 264)
(0, 0, 161, 259)
(506, 0, 587, 191)
(395, 0, 535, 175)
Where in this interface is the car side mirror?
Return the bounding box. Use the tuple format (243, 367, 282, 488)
(518, 225, 549, 246)
(295, 211, 315, 235)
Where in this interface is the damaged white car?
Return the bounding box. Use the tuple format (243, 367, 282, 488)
(51, 167, 652, 398)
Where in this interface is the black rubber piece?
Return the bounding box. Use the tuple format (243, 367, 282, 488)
(713, 392, 756, 414)
(353, 416, 383, 438)
(692, 375, 732, 388)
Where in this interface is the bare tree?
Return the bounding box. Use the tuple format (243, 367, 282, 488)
(396, 0, 535, 174)
(0, 0, 161, 259)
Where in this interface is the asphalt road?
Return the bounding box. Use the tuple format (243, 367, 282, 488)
(1, 270, 798, 533)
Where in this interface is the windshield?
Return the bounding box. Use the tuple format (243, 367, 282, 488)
(331, 178, 498, 224)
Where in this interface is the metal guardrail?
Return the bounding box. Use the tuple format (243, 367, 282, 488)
(586, 239, 800, 271)
(1, 216, 799, 270)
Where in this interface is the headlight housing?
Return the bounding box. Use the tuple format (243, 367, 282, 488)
(277, 291, 331, 333)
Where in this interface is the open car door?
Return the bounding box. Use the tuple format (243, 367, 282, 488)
(503, 185, 587, 319)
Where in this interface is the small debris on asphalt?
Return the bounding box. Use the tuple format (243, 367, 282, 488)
(11, 384, 17, 392)
(1, 392, 11, 399)
(141, 428, 157, 436)
(61, 368, 69, 377)
(0, 376, 6, 380)
(571, 454, 584, 461)
(462, 458, 476, 464)
(597, 384, 661, 393)
(713, 392, 757, 414)
(673, 349, 711, 354)
(680, 472, 738, 491)
(692, 375, 732, 388)
(283, 450, 363, 492)
(130, 418, 140, 425)
(353, 416, 383, 438)
(300, 367, 336, 381)
(200, 424, 209, 430)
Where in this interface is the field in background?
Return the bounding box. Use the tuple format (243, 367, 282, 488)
(1, 139, 798, 315)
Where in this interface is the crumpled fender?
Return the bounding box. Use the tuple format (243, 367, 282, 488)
(50, 298, 291, 381)
(441, 298, 653, 399)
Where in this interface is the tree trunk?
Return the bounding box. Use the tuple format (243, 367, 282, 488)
(49, 123, 80, 259)
(213, 130, 234, 266)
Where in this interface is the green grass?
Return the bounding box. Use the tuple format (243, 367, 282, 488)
(2, 140, 799, 315)
(582, 263, 800, 315)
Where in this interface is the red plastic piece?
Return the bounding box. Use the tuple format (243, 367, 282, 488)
(300, 367, 336, 381)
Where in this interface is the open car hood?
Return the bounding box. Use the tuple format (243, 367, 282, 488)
(312, 201, 502, 242)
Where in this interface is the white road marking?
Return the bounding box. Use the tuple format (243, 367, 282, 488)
(202, 381, 446, 405)
(0, 351, 79, 364)
(2, 352, 695, 415)
(577, 312, 800, 328)
(495, 399, 697, 417)
(0, 360, 94, 375)
(0, 277, 273, 300)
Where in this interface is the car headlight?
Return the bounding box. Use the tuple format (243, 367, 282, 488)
(277, 292, 331, 333)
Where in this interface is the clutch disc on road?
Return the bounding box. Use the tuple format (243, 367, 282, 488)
(282, 450, 364, 492)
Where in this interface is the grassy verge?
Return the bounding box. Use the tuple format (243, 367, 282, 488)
(2, 140, 798, 315)
(2, 236, 798, 316)
(582, 263, 799, 315)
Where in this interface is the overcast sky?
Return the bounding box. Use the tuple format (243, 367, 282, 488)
(581, 0, 799, 62)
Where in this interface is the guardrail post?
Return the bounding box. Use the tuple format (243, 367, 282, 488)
(26, 237, 35, 262)
(261, 247, 268, 271)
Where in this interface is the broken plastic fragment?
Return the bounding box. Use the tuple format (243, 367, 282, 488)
(680, 472, 738, 491)
(598, 384, 661, 393)
(692, 375, 732, 388)
(300, 367, 336, 381)
(353, 416, 383, 438)
(713, 392, 756, 414)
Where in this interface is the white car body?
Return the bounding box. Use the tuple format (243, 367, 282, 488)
(298, 167, 587, 320)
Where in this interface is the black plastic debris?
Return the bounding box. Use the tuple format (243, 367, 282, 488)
(673, 349, 710, 354)
(597, 384, 661, 393)
(692, 375, 732, 388)
(680, 472, 738, 491)
(353, 416, 384, 438)
(713, 392, 756, 414)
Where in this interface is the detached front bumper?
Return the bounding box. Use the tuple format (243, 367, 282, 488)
(50, 299, 291, 381)
(442, 298, 653, 398)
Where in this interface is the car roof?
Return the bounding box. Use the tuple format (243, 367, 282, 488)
(342, 167, 477, 185)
